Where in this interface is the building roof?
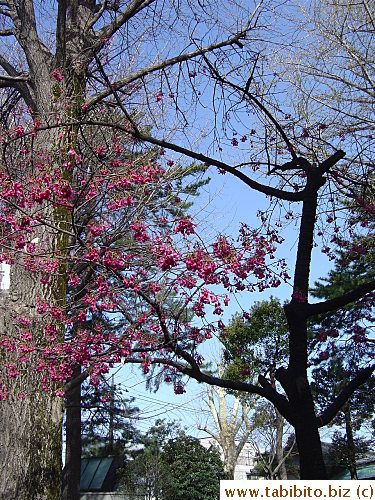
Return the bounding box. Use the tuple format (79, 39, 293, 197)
(332, 462, 375, 480)
(80, 456, 125, 492)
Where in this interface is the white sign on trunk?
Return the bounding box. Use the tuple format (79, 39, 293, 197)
(0, 262, 10, 290)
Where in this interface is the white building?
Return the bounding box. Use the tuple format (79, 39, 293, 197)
(199, 437, 259, 480)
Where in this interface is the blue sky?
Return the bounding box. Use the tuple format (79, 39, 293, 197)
(111, 162, 336, 440)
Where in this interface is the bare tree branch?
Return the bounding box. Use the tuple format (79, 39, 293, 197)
(317, 365, 375, 427)
(0, 54, 35, 108)
(307, 278, 375, 317)
(0, 74, 28, 82)
(86, 31, 252, 108)
(134, 130, 306, 202)
(318, 150, 346, 175)
(0, 28, 13, 35)
(197, 424, 219, 441)
(94, 0, 156, 39)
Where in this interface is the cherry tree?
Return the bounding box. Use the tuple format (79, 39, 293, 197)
(0, 1, 375, 495)
(0, 1, 273, 497)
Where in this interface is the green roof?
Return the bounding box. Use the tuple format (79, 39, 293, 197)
(332, 463, 375, 480)
(80, 457, 114, 491)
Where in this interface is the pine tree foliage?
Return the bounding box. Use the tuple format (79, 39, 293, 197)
(81, 379, 141, 457)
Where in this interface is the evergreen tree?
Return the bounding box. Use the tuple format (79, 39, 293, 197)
(310, 355, 375, 479)
(63, 153, 208, 497)
(310, 234, 375, 478)
(81, 376, 141, 457)
(222, 298, 290, 478)
(119, 419, 182, 500)
(328, 430, 371, 476)
(160, 434, 225, 500)
(223, 298, 289, 382)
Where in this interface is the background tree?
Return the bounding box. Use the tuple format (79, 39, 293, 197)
(308, 210, 375, 479)
(312, 361, 375, 480)
(280, 0, 375, 240)
(199, 363, 257, 480)
(119, 419, 182, 500)
(309, 318, 375, 479)
(284, 0, 375, 135)
(159, 434, 225, 500)
(62, 153, 207, 500)
(81, 376, 141, 457)
(327, 430, 371, 478)
(222, 299, 290, 479)
(250, 404, 297, 479)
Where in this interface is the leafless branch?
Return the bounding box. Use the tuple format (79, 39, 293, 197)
(318, 365, 375, 427)
(307, 278, 375, 317)
(0, 74, 28, 82)
(87, 31, 253, 108)
(94, 0, 155, 38)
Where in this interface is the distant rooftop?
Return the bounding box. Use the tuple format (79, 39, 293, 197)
(332, 462, 375, 481)
(79, 456, 124, 492)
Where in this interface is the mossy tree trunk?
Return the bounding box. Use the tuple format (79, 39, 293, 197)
(0, 210, 67, 499)
(0, 5, 80, 496)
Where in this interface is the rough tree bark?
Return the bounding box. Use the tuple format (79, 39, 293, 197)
(0, 226, 65, 499)
(0, 1, 252, 496)
(0, 1, 88, 497)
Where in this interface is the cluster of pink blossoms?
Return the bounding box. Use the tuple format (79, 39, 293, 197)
(0, 120, 291, 398)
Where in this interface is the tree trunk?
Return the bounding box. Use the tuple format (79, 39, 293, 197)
(62, 365, 82, 500)
(108, 375, 115, 454)
(270, 367, 288, 479)
(283, 318, 328, 481)
(0, 256, 64, 499)
(0, 112, 69, 497)
(281, 366, 327, 478)
(291, 387, 326, 479)
(219, 435, 237, 480)
(224, 453, 236, 480)
(0, 44, 84, 491)
(0, 372, 63, 500)
(343, 403, 358, 480)
(295, 422, 326, 478)
(275, 409, 288, 479)
(284, 175, 329, 481)
(0, 386, 63, 500)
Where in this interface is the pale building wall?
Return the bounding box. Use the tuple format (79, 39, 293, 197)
(199, 437, 258, 480)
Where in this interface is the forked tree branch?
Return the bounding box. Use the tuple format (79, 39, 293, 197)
(134, 130, 305, 202)
(0, 55, 35, 108)
(94, 0, 156, 40)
